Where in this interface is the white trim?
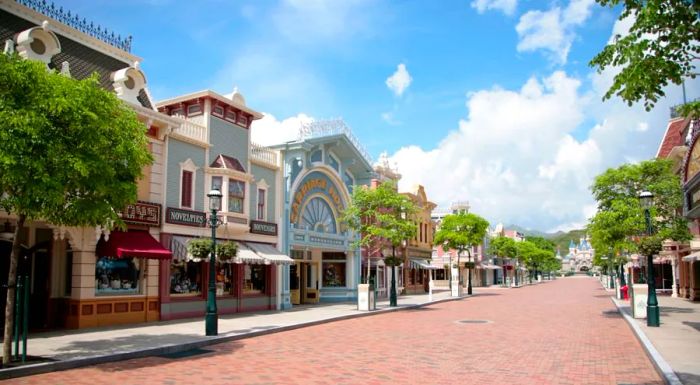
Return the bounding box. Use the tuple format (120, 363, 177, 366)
(178, 158, 199, 209)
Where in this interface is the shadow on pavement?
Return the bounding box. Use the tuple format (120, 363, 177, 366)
(54, 333, 204, 360)
(472, 292, 502, 297)
(677, 371, 700, 385)
(601, 309, 623, 318)
(682, 321, 700, 332)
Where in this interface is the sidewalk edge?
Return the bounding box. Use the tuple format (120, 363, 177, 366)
(610, 297, 683, 385)
(0, 295, 463, 380)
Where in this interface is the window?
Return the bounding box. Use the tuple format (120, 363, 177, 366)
(257, 189, 266, 220)
(216, 263, 236, 296)
(244, 265, 266, 294)
(228, 180, 245, 213)
(328, 153, 339, 172)
(170, 261, 202, 296)
(181, 170, 193, 208)
(213, 105, 224, 118)
(322, 252, 346, 287)
(237, 114, 248, 127)
(187, 104, 202, 116)
(95, 257, 141, 295)
(211, 176, 223, 192)
(343, 170, 354, 193)
(310, 150, 322, 163)
(171, 108, 183, 117)
(419, 222, 423, 243)
(225, 109, 236, 123)
(64, 248, 73, 296)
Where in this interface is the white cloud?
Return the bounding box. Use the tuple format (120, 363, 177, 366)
(381, 111, 401, 126)
(385, 63, 413, 97)
(250, 113, 314, 146)
(516, 0, 595, 64)
(470, 0, 517, 15)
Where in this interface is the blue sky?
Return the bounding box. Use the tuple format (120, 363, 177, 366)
(62, 0, 698, 233)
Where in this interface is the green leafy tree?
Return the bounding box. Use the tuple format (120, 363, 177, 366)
(588, 158, 691, 271)
(341, 181, 416, 306)
(434, 213, 489, 294)
(0, 54, 153, 363)
(590, 0, 700, 113)
(489, 235, 517, 285)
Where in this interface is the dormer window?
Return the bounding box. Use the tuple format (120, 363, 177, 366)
(15, 23, 61, 66)
(225, 109, 237, 123)
(237, 114, 248, 127)
(124, 75, 135, 90)
(112, 65, 147, 105)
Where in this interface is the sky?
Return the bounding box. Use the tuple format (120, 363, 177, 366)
(61, 0, 698, 233)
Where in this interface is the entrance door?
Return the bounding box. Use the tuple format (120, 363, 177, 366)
(290, 263, 300, 305)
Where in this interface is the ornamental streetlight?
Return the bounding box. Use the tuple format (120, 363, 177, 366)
(619, 251, 627, 299)
(639, 190, 660, 327)
(205, 188, 222, 336)
(466, 248, 473, 295)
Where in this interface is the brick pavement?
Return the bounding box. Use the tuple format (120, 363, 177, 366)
(5, 278, 663, 385)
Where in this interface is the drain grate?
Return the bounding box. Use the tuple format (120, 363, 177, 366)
(457, 319, 492, 324)
(157, 348, 212, 359)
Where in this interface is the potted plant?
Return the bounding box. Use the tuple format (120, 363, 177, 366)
(187, 238, 212, 260)
(217, 241, 238, 262)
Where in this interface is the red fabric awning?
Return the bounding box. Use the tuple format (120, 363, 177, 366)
(97, 231, 172, 259)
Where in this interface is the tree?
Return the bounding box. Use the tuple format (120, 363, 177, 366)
(523, 236, 557, 281)
(489, 235, 517, 286)
(590, 0, 700, 113)
(588, 158, 691, 270)
(0, 54, 153, 363)
(340, 180, 416, 306)
(433, 212, 489, 295)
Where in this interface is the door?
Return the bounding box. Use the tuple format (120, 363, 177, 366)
(290, 263, 300, 305)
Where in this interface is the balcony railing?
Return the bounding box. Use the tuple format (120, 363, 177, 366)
(298, 119, 373, 166)
(170, 118, 207, 144)
(250, 142, 278, 167)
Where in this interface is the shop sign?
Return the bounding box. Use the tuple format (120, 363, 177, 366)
(250, 220, 278, 236)
(121, 201, 161, 226)
(290, 174, 343, 224)
(166, 207, 206, 227)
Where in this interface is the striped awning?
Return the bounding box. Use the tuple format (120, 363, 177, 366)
(246, 242, 294, 265)
(170, 236, 259, 264)
(409, 258, 438, 270)
(682, 251, 700, 262)
(235, 242, 265, 264)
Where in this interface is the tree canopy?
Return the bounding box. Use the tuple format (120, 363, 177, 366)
(590, 0, 700, 113)
(340, 180, 416, 267)
(433, 212, 490, 259)
(488, 235, 517, 260)
(0, 53, 153, 363)
(588, 158, 690, 265)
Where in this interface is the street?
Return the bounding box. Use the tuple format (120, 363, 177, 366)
(7, 278, 662, 385)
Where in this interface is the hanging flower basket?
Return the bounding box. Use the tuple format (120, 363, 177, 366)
(383, 256, 402, 267)
(187, 239, 212, 260)
(217, 241, 238, 261)
(464, 261, 476, 269)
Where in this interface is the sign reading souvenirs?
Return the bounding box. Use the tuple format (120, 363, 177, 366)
(250, 220, 277, 236)
(166, 207, 206, 227)
(290, 175, 343, 224)
(120, 201, 161, 226)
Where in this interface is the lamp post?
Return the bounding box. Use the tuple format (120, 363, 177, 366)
(639, 190, 660, 327)
(205, 188, 222, 336)
(467, 251, 473, 295)
(619, 252, 627, 298)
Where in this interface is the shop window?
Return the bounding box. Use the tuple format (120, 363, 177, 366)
(290, 264, 299, 290)
(170, 261, 202, 296)
(257, 188, 266, 220)
(216, 263, 236, 296)
(322, 254, 346, 287)
(95, 257, 141, 295)
(244, 265, 266, 294)
(228, 179, 245, 213)
(64, 249, 73, 296)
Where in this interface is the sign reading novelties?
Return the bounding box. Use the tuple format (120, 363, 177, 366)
(121, 201, 161, 226)
(250, 220, 278, 236)
(166, 207, 206, 227)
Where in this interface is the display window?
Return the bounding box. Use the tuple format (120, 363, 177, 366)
(322, 262, 346, 287)
(170, 261, 202, 296)
(216, 263, 236, 296)
(95, 257, 141, 295)
(244, 265, 266, 294)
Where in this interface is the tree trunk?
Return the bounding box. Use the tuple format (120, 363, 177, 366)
(3, 214, 25, 365)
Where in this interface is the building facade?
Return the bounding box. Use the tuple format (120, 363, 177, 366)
(562, 237, 594, 272)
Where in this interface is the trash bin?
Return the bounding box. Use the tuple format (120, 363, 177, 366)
(621, 285, 629, 300)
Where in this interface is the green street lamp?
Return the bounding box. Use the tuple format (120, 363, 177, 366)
(205, 188, 222, 336)
(639, 190, 660, 327)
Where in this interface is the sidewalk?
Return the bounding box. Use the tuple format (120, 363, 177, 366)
(0, 289, 463, 380)
(609, 287, 700, 385)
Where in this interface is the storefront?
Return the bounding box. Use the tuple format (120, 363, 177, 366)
(274, 120, 374, 308)
(680, 124, 700, 301)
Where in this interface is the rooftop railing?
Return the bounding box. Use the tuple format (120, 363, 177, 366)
(298, 119, 373, 166)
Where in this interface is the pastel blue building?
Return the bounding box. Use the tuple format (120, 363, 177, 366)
(271, 120, 374, 308)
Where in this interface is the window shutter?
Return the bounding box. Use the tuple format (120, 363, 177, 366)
(182, 171, 193, 207)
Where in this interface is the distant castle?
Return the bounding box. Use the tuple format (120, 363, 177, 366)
(562, 236, 594, 272)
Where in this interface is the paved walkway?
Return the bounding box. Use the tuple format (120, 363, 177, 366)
(0, 278, 674, 384)
(611, 287, 700, 385)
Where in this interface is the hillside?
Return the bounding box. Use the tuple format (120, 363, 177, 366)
(549, 229, 587, 255)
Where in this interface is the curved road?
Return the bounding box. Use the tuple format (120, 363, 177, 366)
(9, 277, 661, 385)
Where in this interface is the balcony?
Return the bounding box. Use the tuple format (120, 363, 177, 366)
(170, 118, 207, 145)
(251, 142, 278, 168)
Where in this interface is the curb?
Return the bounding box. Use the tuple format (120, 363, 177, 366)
(0, 295, 464, 380)
(610, 297, 683, 385)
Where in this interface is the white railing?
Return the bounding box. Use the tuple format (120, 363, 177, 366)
(298, 119, 373, 166)
(250, 142, 278, 166)
(171, 118, 207, 143)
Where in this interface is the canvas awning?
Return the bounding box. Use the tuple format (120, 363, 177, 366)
(682, 251, 700, 262)
(97, 231, 172, 260)
(235, 242, 266, 264)
(479, 263, 501, 270)
(246, 242, 294, 265)
(409, 258, 438, 270)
